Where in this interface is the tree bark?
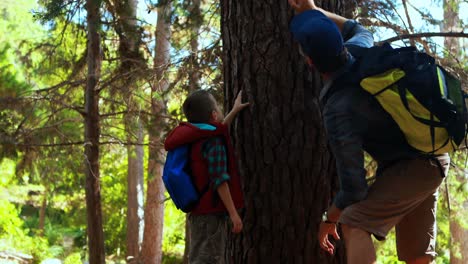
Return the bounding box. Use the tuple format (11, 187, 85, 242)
(441, 3, 467, 261)
(140, 1, 171, 263)
(450, 200, 468, 264)
(38, 186, 47, 236)
(221, 0, 344, 263)
(84, 0, 105, 263)
(126, 119, 145, 263)
(112, 0, 146, 261)
(188, 0, 202, 92)
(443, 0, 461, 57)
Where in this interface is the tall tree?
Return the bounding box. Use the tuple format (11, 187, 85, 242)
(442, 2, 467, 263)
(221, 0, 345, 262)
(84, 0, 105, 262)
(443, 0, 461, 57)
(140, 1, 171, 263)
(188, 0, 202, 91)
(109, 0, 147, 261)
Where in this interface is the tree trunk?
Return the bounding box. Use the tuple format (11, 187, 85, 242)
(442, 0, 461, 57)
(113, 0, 146, 261)
(38, 186, 47, 236)
(84, 0, 105, 263)
(126, 119, 145, 263)
(442, 2, 467, 262)
(140, 1, 171, 263)
(450, 200, 468, 264)
(221, 0, 345, 263)
(188, 0, 202, 91)
(183, 1, 203, 262)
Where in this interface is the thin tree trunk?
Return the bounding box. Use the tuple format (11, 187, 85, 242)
(112, 0, 146, 261)
(221, 0, 344, 262)
(443, 0, 461, 57)
(441, 3, 467, 261)
(450, 200, 468, 264)
(183, 1, 202, 262)
(188, 0, 202, 92)
(38, 186, 47, 236)
(84, 0, 105, 263)
(126, 118, 145, 263)
(140, 1, 171, 263)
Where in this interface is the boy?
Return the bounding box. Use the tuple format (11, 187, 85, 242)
(164, 90, 249, 264)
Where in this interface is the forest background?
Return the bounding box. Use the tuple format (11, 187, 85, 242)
(0, 0, 467, 263)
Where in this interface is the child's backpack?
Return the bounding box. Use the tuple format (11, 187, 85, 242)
(338, 43, 468, 154)
(162, 145, 209, 212)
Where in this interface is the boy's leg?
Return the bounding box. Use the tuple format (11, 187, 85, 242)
(341, 224, 377, 264)
(188, 214, 227, 264)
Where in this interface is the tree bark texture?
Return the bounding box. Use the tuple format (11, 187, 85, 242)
(84, 0, 105, 263)
(450, 200, 468, 264)
(443, 0, 461, 57)
(442, 2, 467, 261)
(140, 2, 171, 263)
(188, 0, 202, 91)
(221, 0, 345, 263)
(113, 0, 146, 261)
(126, 118, 145, 263)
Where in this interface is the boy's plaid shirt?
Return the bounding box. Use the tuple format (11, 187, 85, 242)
(202, 137, 230, 189)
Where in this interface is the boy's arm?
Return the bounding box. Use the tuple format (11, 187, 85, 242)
(288, 0, 347, 31)
(204, 137, 243, 233)
(223, 90, 249, 127)
(217, 182, 242, 233)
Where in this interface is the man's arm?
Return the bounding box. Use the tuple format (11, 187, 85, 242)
(223, 90, 249, 127)
(288, 0, 347, 31)
(318, 92, 368, 255)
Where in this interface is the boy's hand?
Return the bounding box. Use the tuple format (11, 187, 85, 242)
(233, 90, 250, 113)
(230, 212, 243, 234)
(223, 90, 249, 126)
(288, 0, 317, 13)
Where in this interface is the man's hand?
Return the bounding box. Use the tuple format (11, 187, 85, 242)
(318, 222, 340, 255)
(288, 0, 317, 13)
(230, 212, 243, 234)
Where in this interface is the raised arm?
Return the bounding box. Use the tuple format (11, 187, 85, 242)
(288, 0, 348, 31)
(223, 90, 250, 127)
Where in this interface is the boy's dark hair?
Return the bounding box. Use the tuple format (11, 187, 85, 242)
(183, 90, 217, 123)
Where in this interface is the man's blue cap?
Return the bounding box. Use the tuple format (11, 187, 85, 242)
(290, 10, 344, 63)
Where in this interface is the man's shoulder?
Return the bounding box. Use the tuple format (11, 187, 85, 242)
(342, 20, 374, 49)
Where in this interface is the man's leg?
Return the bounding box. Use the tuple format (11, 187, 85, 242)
(396, 157, 449, 264)
(341, 224, 377, 264)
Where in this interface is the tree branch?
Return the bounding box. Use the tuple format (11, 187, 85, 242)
(379, 32, 468, 44)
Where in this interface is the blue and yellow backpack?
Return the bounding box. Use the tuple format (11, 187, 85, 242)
(342, 43, 467, 154)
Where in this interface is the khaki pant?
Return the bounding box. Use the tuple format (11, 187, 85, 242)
(340, 156, 450, 261)
(188, 213, 228, 264)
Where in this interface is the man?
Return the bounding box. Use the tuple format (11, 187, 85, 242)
(288, 1, 450, 263)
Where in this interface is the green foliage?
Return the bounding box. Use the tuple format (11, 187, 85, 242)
(162, 197, 186, 258)
(0, 199, 51, 262)
(63, 252, 82, 264)
(100, 145, 129, 256)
